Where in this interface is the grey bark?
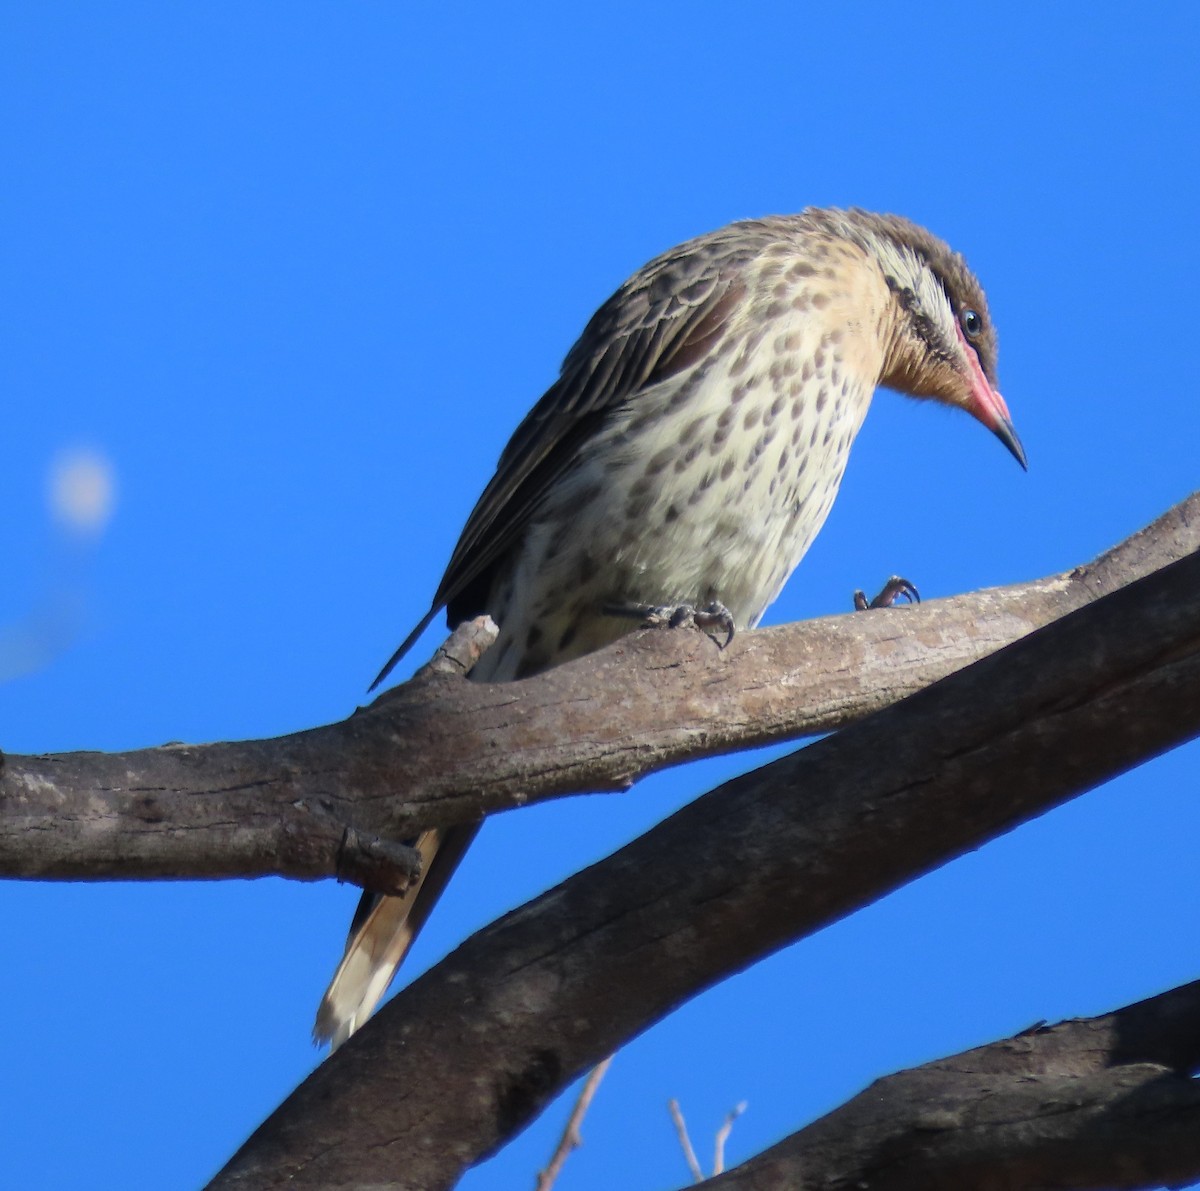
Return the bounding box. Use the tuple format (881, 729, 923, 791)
(707, 978, 1200, 1191)
(204, 499, 1200, 1189)
(2, 494, 1198, 889)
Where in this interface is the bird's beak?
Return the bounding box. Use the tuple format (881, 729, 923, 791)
(956, 323, 1027, 470)
(989, 410, 1027, 471)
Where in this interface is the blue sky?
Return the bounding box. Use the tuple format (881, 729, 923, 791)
(2, 4, 1198, 1188)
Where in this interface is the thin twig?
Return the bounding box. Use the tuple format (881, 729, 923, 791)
(669, 1099, 705, 1184)
(713, 1101, 747, 1175)
(535, 1055, 614, 1191)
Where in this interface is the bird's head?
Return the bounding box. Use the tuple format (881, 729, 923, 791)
(829, 209, 1026, 469)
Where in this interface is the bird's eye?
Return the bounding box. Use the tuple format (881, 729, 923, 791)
(961, 309, 983, 338)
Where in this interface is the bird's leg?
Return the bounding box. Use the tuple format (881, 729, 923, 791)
(604, 600, 736, 648)
(853, 576, 920, 611)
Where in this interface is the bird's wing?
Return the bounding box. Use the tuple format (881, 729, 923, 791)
(370, 229, 763, 689)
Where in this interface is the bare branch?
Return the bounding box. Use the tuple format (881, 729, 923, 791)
(207, 539, 1200, 1189)
(669, 1099, 705, 1184)
(3, 494, 1198, 887)
(713, 1102, 746, 1177)
(534, 1056, 613, 1191)
(705, 979, 1200, 1190)
(670, 1096, 746, 1182)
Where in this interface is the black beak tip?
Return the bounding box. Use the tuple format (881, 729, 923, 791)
(995, 418, 1028, 471)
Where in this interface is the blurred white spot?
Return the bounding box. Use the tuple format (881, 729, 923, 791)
(48, 447, 117, 536)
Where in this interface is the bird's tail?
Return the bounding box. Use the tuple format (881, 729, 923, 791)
(313, 822, 480, 1048)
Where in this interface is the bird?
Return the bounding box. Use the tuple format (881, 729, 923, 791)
(314, 206, 1025, 1047)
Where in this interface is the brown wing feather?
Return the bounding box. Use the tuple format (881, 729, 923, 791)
(370, 226, 765, 689)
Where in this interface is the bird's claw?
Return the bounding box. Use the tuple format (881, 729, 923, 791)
(689, 601, 737, 648)
(604, 599, 736, 648)
(853, 576, 920, 611)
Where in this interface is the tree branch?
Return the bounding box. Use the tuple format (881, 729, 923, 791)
(207, 530, 1200, 1189)
(3, 494, 1198, 887)
(706, 979, 1200, 1190)
(534, 1057, 614, 1191)
(669, 1099, 705, 1184)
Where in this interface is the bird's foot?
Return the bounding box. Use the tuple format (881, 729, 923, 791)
(853, 576, 920, 611)
(604, 599, 736, 648)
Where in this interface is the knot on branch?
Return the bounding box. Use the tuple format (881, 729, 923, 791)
(335, 828, 422, 896)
